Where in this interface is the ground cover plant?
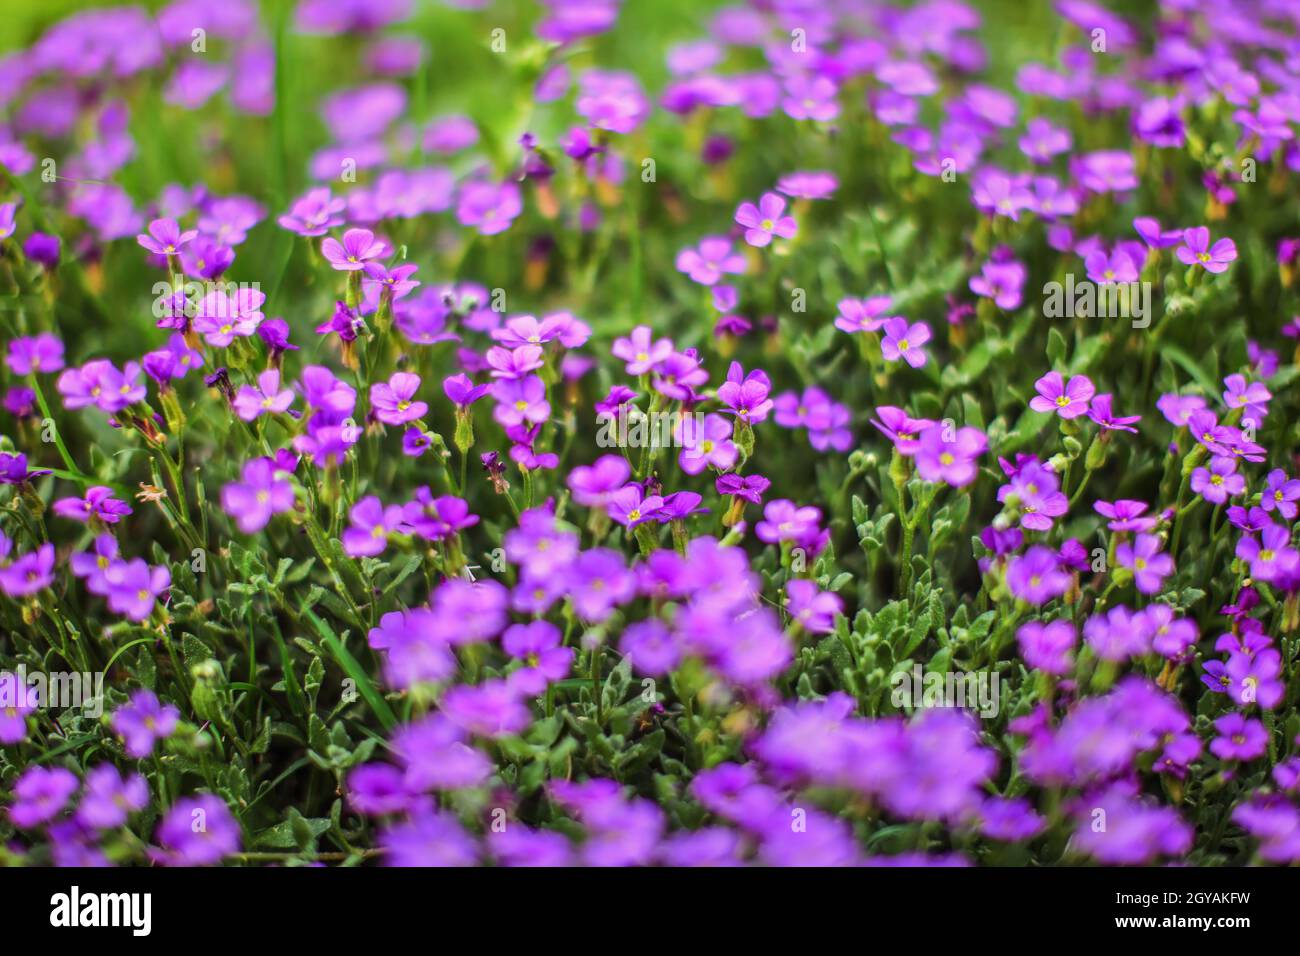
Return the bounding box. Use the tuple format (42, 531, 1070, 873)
(1, 0, 1300, 868)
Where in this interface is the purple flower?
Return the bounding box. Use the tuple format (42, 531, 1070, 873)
(9, 766, 78, 828)
(1190, 456, 1245, 504)
(154, 794, 241, 865)
(77, 764, 148, 829)
(1210, 713, 1268, 761)
(914, 426, 987, 488)
(193, 286, 265, 347)
(1236, 524, 1300, 584)
(370, 372, 427, 425)
(101, 558, 170, 621)
(1262, 469, 1300, 520)
(112, 688, 180, 758)
(1029, 371, 1094, 419)
(0, 670, 38, 743)
(136, 217, 196, 255)
(492, 375, 550, 427)
(735, 193, 796, 248)
(968, 257, 1026, 310)
(605, 483, 664, 528)
(23, 232, 61, 268)
(502, 621, 573, 694)
(880, 318, 931, 368)
(870, 406, 935, 455)
(1087, 393, 1140, 432)
(1006, 546, 1071, 604)
(1018, 117, 1071, 163)
(51, 486, 132, 524)
(1116, 533, 1175, 594)
(678, 413, 738, 475)
(676, 236, 745, 286)
(1176, 226, 1237, 273)
(232, 369, 294, 421)
(1133, 216, 1183, 249)
(715, 473, 770, 505)
(786, 579, 842, 634)
(278, 187, 346, 236)
(6, 333, 64, 376)
(620, 619, 681, 677)
(440, 679, 531, 738)
(834, 296, 896, 334)
(456, 181, 522, 236)
(0, 542, 55, 597)
(756, 499, 822, 544)
(611, 325, 673, 375)
(566, 548, 636, 621)
(1016, 620, 1075, 674)
(1094, 499, 1156, 532)
(342, 495, 405, 557)
(321, 227, 388, 271)
(716, 362, 773, 423)
(381, 806, 478, 867)
(1222, 374, 1270, 425)
(221, 456, 295, 533)
(443, 373, 491, 408)
(999, 459, 1067, 531)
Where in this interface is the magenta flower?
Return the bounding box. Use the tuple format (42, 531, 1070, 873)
(968, 258, 1026, 310)
(0, 542, 55, 597)
(1236, 524, 1300, 584)
(785, 579, 842, 633)
(456, 181, 522, 236)
(605, 483, 664, 528)
(755, 499, 822, 544)
(612, 325, 673, 375)
(6, 333, 64, 376)
(678, 413, 738, 475)
(193, 286, 265, 347)
(1029, 371, 1094, 419)
(492, 374, 550, 427)
(1116, 533, 1175, 594)
(734, 193, 796, 248)
(834, 296, 895, 334)
(0, 670, 38, 743)
(9, 767, 78, 828)
(342, 496, 405, 557)
(880, 318, 931, 368)
(154, 794, 241, 865)
(370, 372, 428, 425)
(51, 486, 132, 524)
(443, 373, 491, 408)
(566, 548, 636, 621)
(1006, 546, 1070, 604)
(136, 217, 197, 255)
(103, 558, 170, 621)
(1087, 393, 1140, 432)
(675, 236, 745, 286)
(1210, 714, 1267, 762)
(1176, 226, 1237, 273)
(1015, 620, 1075, 675)
(221, 457, 295, 533)
(1190, 456, 1245, 504)
(1094, 499, 1156, 532)
(1262, 469, 1300, 519)
(914, 426, 987, 488)
(321, 228, 388, 271)
(112, 688, 179, 758)
(568, 455, 632, 508)
(232, 369, 294, 421)
(870, 406, 935, 455)
(278, 186, 346, 236)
